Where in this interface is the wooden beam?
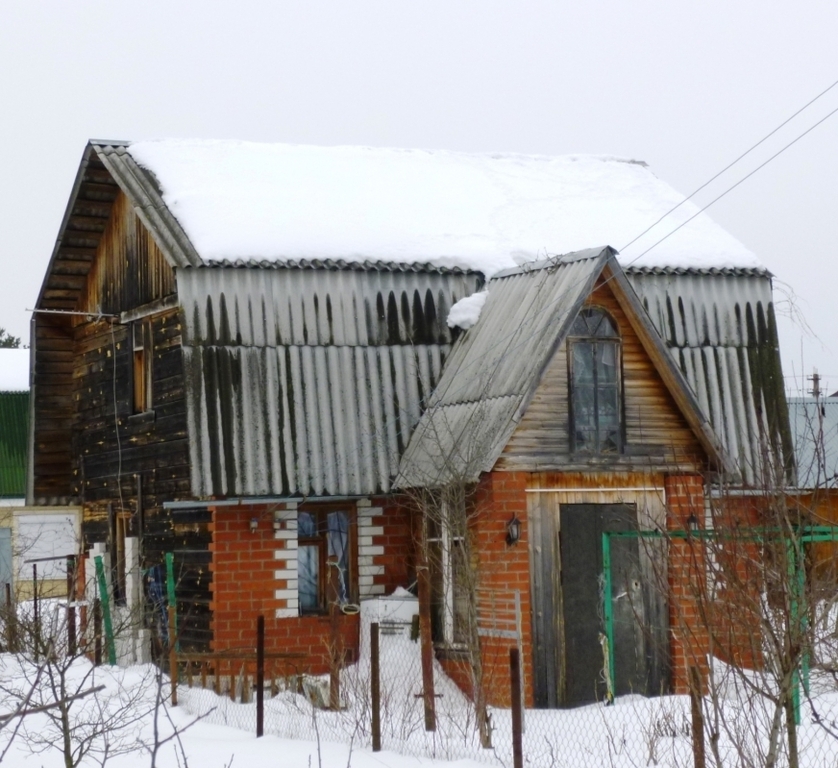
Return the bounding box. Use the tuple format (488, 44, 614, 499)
(66, 214, 109, 230)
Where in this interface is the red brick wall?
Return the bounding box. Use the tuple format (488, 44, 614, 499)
(665, 474, 710, 693)
(209, 498, 413, 672)
(441, 470, 533, 708)
(360, 498, 415, 596)
(705, 495, 765, 673)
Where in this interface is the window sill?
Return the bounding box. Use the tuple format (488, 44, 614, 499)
(433, 643, 471, 660)
(127, 410, 156, 425)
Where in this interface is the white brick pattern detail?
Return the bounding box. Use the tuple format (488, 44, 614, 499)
(273, 509, 299, 616)
(357, 501, 386, 597)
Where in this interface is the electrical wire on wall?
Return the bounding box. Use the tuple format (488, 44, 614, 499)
(110, 319, 125, 518)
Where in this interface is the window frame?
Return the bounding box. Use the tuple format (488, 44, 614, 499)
(567, 306, 624, 455)
(296, 506, 357, 615)
(427, 501, 470, 648)
(132, 319, 154, 415)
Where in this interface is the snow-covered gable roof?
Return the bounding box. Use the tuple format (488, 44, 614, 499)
(126, 140, 762, 275)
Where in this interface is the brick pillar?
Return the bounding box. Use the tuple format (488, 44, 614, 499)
(473, 471, 534, 708)
(665, 474, 709, 694)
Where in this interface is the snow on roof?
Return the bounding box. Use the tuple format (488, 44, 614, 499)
(447, 290, 489, 330)
(0, 349, 29, 391)
(127, 139, 762, 276)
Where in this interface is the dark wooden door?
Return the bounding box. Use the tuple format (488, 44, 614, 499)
(560, 503, 646, 706)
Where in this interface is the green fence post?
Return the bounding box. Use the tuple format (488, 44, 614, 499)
(166, 552, 180, 653)
(601, 531, 615, 704)
(798, 543, 809, 700)
(94, 556, 117, 665)
(785, 538, 801, 726)
(165, 553, 179, 652)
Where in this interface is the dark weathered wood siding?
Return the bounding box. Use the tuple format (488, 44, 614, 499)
(34, 185, 210, 649)
(76, 192, 176, 316)
(32, 316, 75, 501)
(499, 278, 706, 473)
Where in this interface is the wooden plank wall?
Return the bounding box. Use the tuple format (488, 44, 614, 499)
(499, 279, 706, 473)
(33, 184, 211, 650)
(32, 315, 75, 501)
(76, 192, 175, 316)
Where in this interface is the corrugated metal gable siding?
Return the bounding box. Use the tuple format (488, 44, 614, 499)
(627, 270, 792, 484)
(0, 392, 29, 497)
(185, 343, 447, 497)
(788, 398, 838, 489)
(181, 267, 480, 497)
(178, 267, 473, 348)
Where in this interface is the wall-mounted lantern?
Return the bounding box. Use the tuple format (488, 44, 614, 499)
(250, 517, 259, 533)
(687, 513, 699, 533)
(506, 515, 521, 546)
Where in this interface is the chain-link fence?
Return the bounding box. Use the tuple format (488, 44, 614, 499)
(173, 591, 838, 768)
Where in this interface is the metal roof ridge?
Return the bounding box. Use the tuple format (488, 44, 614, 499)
(197, 257, 481, 274)
(625, 264, 772, 278)
(491, 246, 616, 280)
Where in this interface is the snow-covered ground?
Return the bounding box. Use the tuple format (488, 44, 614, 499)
(5, 596, 838, 766)
(0, 655, 482, 768)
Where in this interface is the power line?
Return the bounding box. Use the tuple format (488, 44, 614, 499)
(397, 91, 838, 483)
(301, 92, 838, 489)
(622, 101, 838, 268)
(621, 77, 838, 252)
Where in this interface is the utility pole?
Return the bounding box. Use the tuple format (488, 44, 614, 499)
(808, 369, 821, 401)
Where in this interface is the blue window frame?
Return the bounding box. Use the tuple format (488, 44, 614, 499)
(298, 509, 353, 613)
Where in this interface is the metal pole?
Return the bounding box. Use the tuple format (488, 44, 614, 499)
(601, 532, 615, 703)
(32, 564, 39, 662)
(510, 648, 524, 768)
(94, 555, 117, 665)
(93, 599, 102, 666)
(371, 622, 381, 752)
(168, 604, 178, 706)
(4, 583, 14, 652)
(786, 538, 801, 726)
(66, 555, 76, 656)
(417, 519, 436, 732)
(514, 589, 525, 732)
(165, 553, 179, 652)
(329, 586, 340, 710)
(256, 615, 264, 737)
(689, 666, 706, 768)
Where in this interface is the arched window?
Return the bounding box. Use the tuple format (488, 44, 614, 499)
(568, 308, 622, 454)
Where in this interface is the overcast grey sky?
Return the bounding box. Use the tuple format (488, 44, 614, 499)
(1, 1, 836, 394)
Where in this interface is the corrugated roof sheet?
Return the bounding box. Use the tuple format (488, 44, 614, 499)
(397, 249, 609, 487)
(788, 397, 838, 489)
(180, 266, 482, 497)
(0, 392, 29, 497)
(626, 269, 793, 485)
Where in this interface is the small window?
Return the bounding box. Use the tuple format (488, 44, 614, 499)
(132, 320, 153, 414)
(569, 308, 622, 454)
(427, 507, 469, 646)
(298, 509, 353, 613)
